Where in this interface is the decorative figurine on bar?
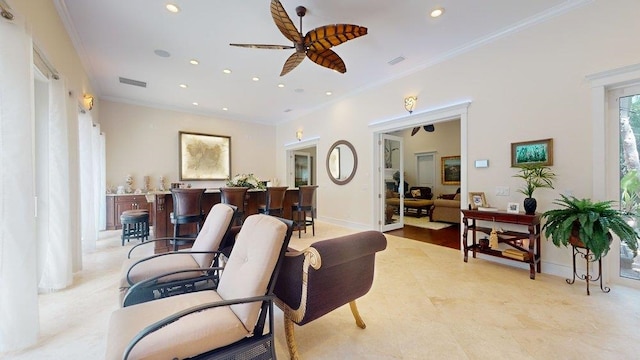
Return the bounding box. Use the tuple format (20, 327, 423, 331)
(143, 175, 150, 192)
(158, 176, 166, 191)
(125, 174, 134, 194)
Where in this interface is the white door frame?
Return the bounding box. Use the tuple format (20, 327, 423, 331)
(588, 62, 640, 289)
(369, 101, 471, 231)
(285, 137, 319, 188)
(381, 134, 404, 232)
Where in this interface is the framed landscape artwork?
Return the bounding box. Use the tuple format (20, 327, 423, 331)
(441, 156, 461, 185)
(179, 131, 231, 180)
(511, 138, 553, 167)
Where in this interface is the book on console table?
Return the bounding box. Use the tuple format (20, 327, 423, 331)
(501, 249, 530, 261)
(477, 207, 499, 212)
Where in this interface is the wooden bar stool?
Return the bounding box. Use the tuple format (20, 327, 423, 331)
(291, 185, 318, 238)
(220, 187, 249, 226)
(170, 188, 205, 251)
(120, 210, 150, 246)
(258, 186, 288, 216)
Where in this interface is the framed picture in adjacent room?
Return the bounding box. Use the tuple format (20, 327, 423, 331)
(511, 138, 553, 167)
(441, 155, 461, 185)
(179, 131, 231, 180)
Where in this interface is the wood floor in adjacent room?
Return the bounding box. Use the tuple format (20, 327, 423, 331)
(386, 223, 461, 250)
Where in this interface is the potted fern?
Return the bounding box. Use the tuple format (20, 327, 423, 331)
(512, 164, 556, 214)
(541, 194, 639, 260)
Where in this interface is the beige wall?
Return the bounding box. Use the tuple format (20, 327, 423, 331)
(99, 100, 277, 190)
(275, 1, 640, 267)
(10, 0, 96, 118)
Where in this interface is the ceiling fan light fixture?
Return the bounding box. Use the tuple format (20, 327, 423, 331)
(229, 0, 367, 76)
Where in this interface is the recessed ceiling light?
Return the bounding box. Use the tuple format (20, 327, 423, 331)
(278, 84, 285, 88)
(179, 84, 188, 88)
(166, 4, 180, 13)
(192, 102, 199, 106)
(430, 7, 444, 18)
(154, 49, 171, 58)
(223, 69, 232, 74)
(252, 77, 260, 81)
(325, 91, 333, 96)
(222, 107, 228, 111)
(189, 59, 199, 65)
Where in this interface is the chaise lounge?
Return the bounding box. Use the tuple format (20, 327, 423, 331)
(273, 230, 387, 359)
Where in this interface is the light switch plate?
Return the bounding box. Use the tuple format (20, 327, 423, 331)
(495, 186, 510, 196)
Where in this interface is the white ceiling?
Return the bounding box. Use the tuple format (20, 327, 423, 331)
(54, 0, 585, 125)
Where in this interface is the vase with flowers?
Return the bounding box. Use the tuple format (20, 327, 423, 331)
(226, 173, 266, 190)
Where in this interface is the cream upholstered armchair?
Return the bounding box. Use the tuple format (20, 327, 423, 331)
(273, 230, 387, 359)
(119, 203, 236, 306)
(106, 214, 294, 360)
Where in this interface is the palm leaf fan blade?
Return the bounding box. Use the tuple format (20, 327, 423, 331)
(305, 24, 368, 51)
(280, 51, 306, 76)
(270, 0, 301, 43)
(411, 127, 420, 136)
(306, 48, 346, 73)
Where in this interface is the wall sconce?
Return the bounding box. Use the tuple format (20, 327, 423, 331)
(83, 94, 94, 111)
(296, 129, 303, 141)
(404, 96, 417, 114)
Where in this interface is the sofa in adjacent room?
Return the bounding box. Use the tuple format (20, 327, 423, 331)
(430, 192, 461, 223)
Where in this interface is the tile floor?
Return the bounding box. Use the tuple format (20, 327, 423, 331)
(2, 221, 640, 359)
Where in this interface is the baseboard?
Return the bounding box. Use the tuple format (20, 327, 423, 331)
(317, 216, 372, 231)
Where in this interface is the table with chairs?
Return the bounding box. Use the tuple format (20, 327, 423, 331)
(142, 185, 318, 252)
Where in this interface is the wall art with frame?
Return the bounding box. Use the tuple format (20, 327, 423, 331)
(511, 138, 553, 167)
(179, 131, 231, 180)
(468, 192, 487, 210)
(441, 155, 461, 185)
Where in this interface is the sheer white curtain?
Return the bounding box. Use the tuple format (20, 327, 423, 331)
(36, 76, 73, 291)
(0, 11, 39, 351)
(93, 123, 106, 231)
(79, 112, 99, 250)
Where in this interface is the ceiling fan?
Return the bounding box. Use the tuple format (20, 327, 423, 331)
(411, 125, 435, 136)
(230, 0, 368, 76)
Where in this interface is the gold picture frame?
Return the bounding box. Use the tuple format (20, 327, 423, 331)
(468, 192, 487, 210)
(511, 138, 553, 167)
(441, 155, 461, 185)
(179, 131, 231, 180)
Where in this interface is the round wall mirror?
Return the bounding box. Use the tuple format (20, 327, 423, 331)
(326, 140, 358, 185)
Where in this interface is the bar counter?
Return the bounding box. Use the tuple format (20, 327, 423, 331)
(147, 188, 299, 253)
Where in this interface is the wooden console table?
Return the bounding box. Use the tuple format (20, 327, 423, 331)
(461, 209, 541, 279)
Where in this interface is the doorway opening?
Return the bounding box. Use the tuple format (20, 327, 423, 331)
(370, 101, 470, 249)
(285, 138, 318, 188)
